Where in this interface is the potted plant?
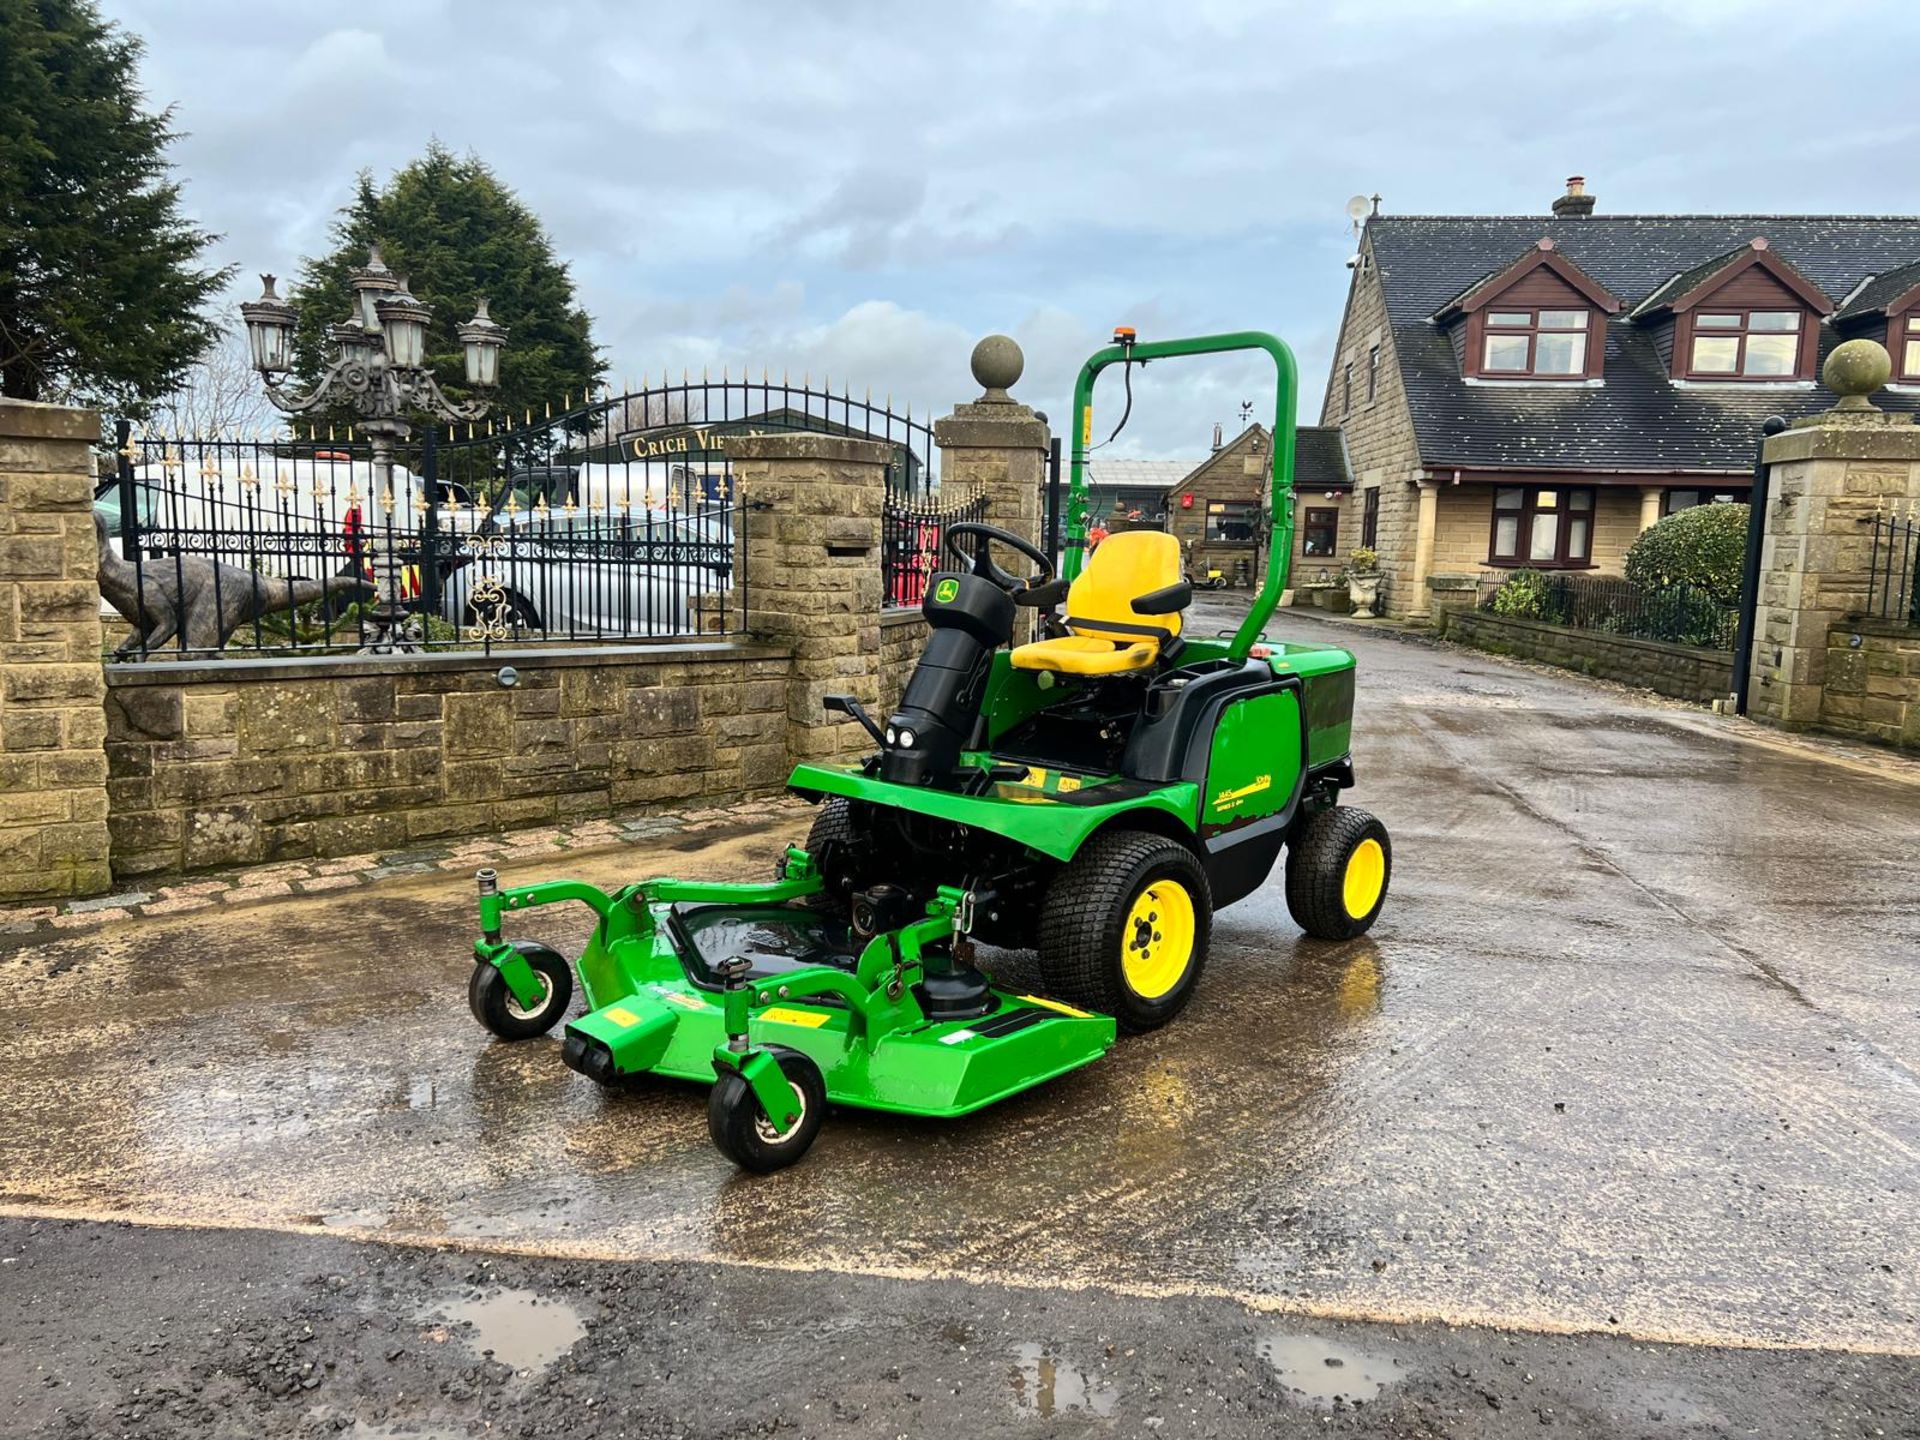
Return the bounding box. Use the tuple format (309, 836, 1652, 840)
(1345, 547, 1382, 618)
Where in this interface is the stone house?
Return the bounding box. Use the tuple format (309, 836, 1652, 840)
(1323, 178, 1920, 617)
(1163, 423, 1352, 587)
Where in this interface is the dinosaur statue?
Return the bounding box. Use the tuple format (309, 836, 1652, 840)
(95, 512, 375, 658)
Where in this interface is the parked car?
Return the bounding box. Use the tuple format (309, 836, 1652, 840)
(437, 508, 733, 636)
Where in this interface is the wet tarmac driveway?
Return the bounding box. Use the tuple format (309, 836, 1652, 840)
(3, 613, 1918, 1358)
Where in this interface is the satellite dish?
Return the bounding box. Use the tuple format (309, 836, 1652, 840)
(1345, 194, 1372, 223)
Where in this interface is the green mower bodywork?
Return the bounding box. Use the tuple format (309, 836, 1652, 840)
(467, 330, 1392, 1171)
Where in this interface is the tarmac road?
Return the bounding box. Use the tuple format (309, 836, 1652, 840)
(3, 605, 1918, 1437)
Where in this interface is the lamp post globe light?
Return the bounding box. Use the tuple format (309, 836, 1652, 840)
(239, 245, 508, 650)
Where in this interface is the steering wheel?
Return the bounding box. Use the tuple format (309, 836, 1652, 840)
(941, 521, 1055, 594)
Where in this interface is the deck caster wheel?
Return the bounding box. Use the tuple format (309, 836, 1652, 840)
(708, 1047, 826, 1173)
(1285, 806, 1391, 941)
(1038, 829, 1212, 1034)
(467, 941, 574, 1040)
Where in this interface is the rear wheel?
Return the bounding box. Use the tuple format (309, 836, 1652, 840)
(1038, 830, 1212, 1032)
(1285, 807, 1391, 940)
(804, 798, 871, 916)
(708, 1047, 826, 1173)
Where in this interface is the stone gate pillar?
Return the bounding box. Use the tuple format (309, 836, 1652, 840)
(935, 335, 1051, 639)
(731, 432, 889, 766)
(0, 399, 112, 900)
(1750, 340, 1920, 727)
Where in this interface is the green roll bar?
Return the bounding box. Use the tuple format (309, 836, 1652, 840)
(1063, 330, 1299, 663)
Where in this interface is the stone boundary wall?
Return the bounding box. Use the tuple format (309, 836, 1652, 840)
(0, 400, 112, 899)
(1438, 609, 1733, 703)
(879, 607, 924, 716)
(1821, 619, 1920, 749)
(103, 643, 792, 879)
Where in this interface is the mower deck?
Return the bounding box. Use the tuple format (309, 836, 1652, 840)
(566, 900, 1115, 1117)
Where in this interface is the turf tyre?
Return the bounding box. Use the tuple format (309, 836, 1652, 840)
(708, 1047, 826, 1173)
(467, 940, 574, 1040)
(1284, 806, 1391, 941)
(1037, 829, 1212, 1033)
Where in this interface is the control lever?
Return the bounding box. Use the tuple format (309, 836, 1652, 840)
(822, 693, 886, 747)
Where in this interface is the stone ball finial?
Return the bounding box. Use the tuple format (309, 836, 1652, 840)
(1823, 338, 1892, 411)
(971, 334, 1024, 402)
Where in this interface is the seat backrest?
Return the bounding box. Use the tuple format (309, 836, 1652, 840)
(1066, 530, 1186, 644)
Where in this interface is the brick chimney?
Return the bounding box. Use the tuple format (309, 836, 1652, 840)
(1552, 175, 1595, 219)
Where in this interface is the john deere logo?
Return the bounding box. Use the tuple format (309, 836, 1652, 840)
(933, 578, 960, 603)
(1211, 775, 1272, 812)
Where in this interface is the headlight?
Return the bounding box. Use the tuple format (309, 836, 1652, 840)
(886, 727, 898, 746)
(898, 728, 916, 748)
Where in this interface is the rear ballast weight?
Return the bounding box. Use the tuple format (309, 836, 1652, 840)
(465, 327, 1392, 1171)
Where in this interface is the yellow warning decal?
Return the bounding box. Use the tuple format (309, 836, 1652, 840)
(603, 1006, 640, 1028)
(1057, 775, 1083, 794)
(759, 1006, 831, 1029)
(1013, 766, 1050, 790)
(1081, 408, 1093, 446)
(1018, 993, 1093, 1019)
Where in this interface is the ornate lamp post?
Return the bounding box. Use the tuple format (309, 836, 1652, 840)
(240, 246, 508, 649)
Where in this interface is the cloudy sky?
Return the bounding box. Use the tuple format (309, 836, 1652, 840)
(105, 0, 1920, 457)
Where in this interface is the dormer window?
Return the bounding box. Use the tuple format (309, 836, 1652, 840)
(1482, 309, 1590, 376)
(1630, 239, 1831, 383)
(1686, 310, 1804, 378)
(1433, 238, 1620, 384)
(1899, 313, 1920, 381)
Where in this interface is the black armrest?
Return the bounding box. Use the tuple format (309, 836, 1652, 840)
(1014, 577, 1070, 609)
(1132, 580, 1193, 615)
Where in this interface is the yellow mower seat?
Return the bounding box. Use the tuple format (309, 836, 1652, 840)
(1010, 530, 1186, 676)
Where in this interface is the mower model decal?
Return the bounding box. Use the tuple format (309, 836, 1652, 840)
(759, 1006, 831, 1029)
(938, 1029, 977, 1045)
(1211, 775, 1272, 812)
(1017, 993, 1093, 1019)
(657, 988, 710, 1012)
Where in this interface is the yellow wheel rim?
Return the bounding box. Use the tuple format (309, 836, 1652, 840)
(1342, 837, 1387, 919)
(1121, 879, 1196, 1000)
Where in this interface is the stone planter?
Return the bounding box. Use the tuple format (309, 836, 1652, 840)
(1347, 573, 1382, 618)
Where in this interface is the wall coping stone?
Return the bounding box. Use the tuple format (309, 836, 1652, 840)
(1764, 421, 1920, 464)
(727, 431, 896, 465)
(104, 640, 791, 688)
(1427, 573, 1481, 592)
(1830, 618, 1920, 642)
(933, 405, 1050, 451)
(1446, 609, 1735, 667)
(0, 396, 99, 441)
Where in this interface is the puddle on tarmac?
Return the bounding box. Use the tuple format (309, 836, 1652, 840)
(348, 1424, 463, 1439)
(1259, 1332, 1408, 1409)
(433, 1288, 587, 1372)
(1007, 1342, 1119, 1417)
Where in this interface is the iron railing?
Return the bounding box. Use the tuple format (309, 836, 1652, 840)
(1482, 569, 1739, 649)
(98, 377, 940, 658)
(1865, 508, 1920, 627)
(883, 483, 988, 607)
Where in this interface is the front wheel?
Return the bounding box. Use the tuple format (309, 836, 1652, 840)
(708, 1047, 826, 1173)
(468, 941, 575, 1039)
(1284, 807, 1391, 940)
(1038, 830, 1212, 1033)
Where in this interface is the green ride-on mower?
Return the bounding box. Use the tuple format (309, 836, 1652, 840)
(465, 329, 1392, 1171)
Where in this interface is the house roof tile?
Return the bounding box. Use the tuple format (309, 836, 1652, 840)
(1367, 215, 1920, 473)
